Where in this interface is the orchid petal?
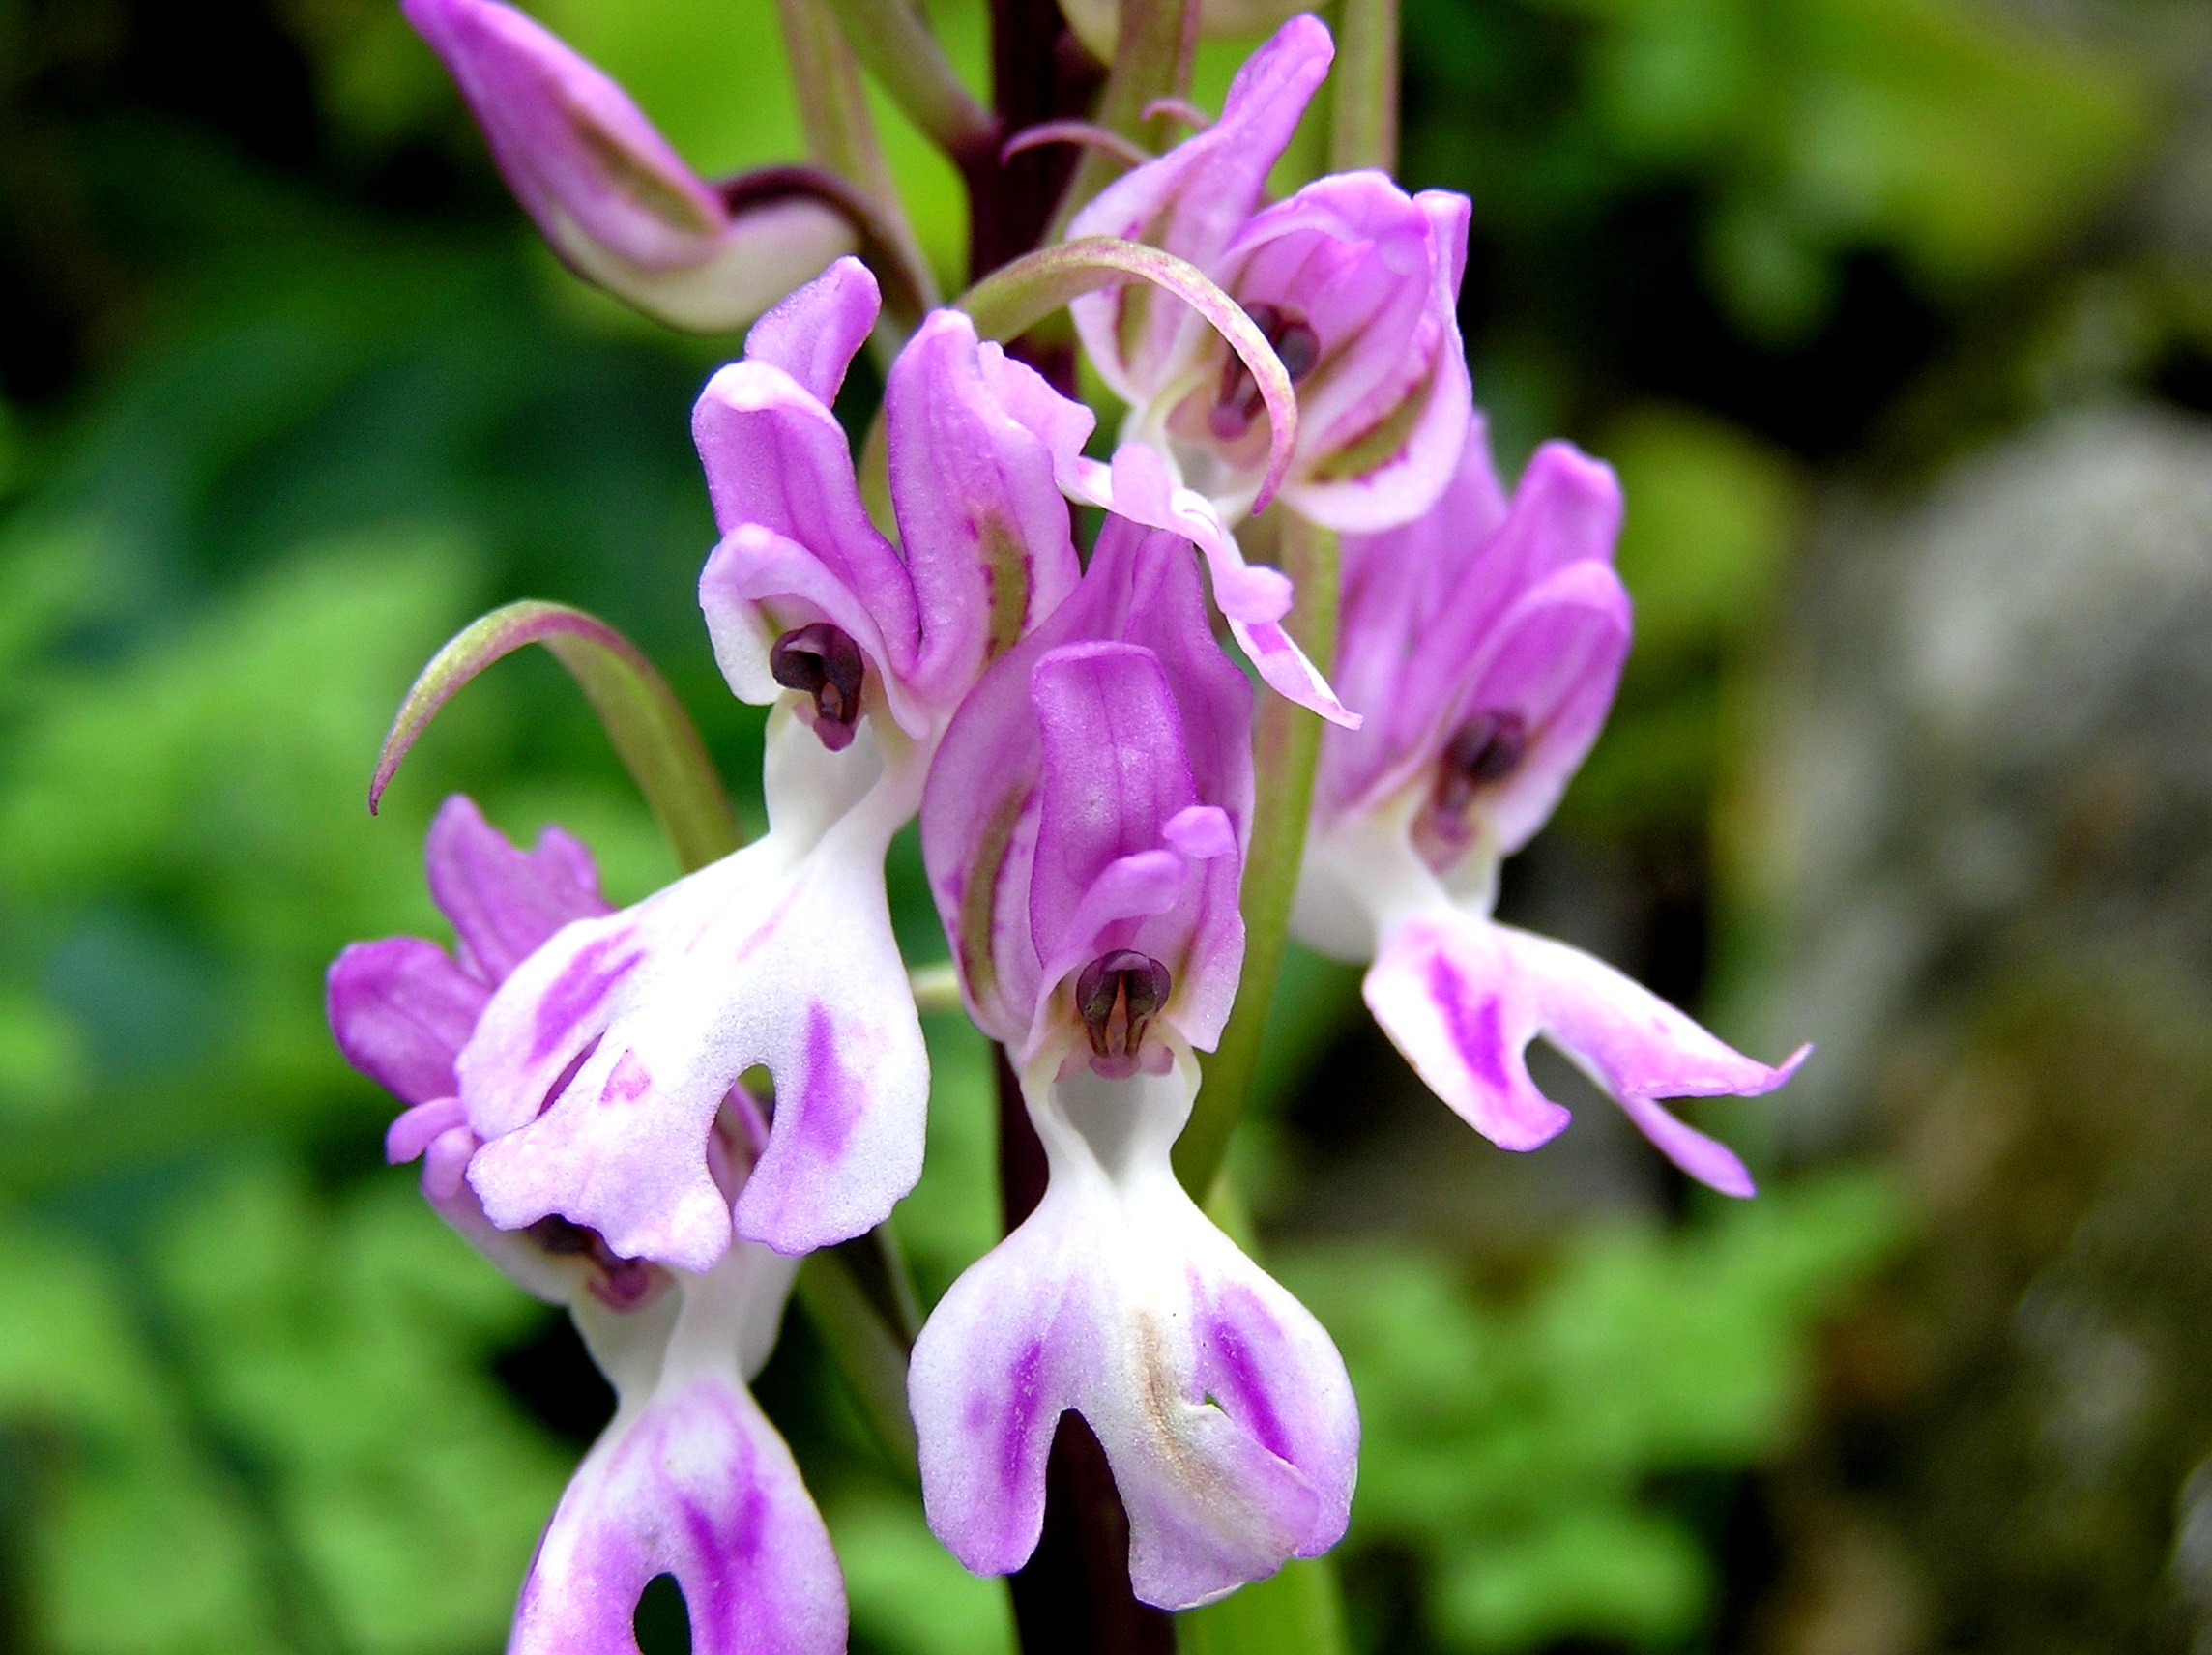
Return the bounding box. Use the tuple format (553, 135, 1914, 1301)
(328, 939, 487, 1109)
(909, 1060, 1355, 1610)
(1066, 15, 1336, 398)
(402, 0, 852, 332)
(509, 1373, 844, 1655)
(1499, 923, 1807, 1195)
(886, 313, 1084, 704)
(461, 793, 927, 1265)
(741, 254, 882, 407)
(1362, 912, 1571, 1151)
(425, 795, 609, 983)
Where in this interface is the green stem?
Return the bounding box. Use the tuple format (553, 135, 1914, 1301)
(1178, 514, 1338, 1198)
(1327, 0, 1399, 174)
(1049, 0, 1198, 233)
(795, 1250, 921, 1480)
(771, 0, 941, 311)
(816, 0, 998, 166)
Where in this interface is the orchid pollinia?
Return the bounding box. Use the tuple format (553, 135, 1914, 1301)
(329, 1, 1808, 1649)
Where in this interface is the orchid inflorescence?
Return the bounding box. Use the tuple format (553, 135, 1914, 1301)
(327, 1, 1807, 1647)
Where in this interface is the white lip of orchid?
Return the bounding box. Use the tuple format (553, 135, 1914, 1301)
(758, 690, 943, 857)
(1295, 781, 1502, 961)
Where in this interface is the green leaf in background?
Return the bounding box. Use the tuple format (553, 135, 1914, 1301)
(1540, 0, 2150, 337)
(828, 1491, 1017, 1655)
(1281, 1171, 1906, 1653)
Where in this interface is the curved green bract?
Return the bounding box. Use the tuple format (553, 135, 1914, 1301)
(369, 600, 742, 874)
(958, 238, 1301, 512)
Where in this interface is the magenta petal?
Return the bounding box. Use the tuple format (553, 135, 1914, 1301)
(1499, 923, 1805, 1195)
(886, 312, 1083, 706)
(327, 939, 489, 1108)
(1320, 434, 1626, 829)
(923, 520, 1253, 1051)
(510, 1372, 845, 1655)
(1361, 914, 1571, 1151)
(741, 256, 880, 408)
(693, 296, 920, 717)
(1066, 15, 1336, 399)
(424, 795, 609, 984)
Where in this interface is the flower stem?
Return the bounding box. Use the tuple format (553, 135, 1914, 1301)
(817, 0, 998, 167)
(1179, 513, 1339, 1198)
(1327, 0, 1399, 173)
(1047, 0, 1197, 234)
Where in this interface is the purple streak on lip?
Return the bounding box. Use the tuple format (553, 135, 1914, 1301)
(1201, 1285, 1293, 1464)
(529, 933, 642, 1061)
(780, 1002, 860, 1158)
(998, 1338, 1047, 1498)
(602, 1050, 651, 1104)
(1427, 948, 1509, 1092)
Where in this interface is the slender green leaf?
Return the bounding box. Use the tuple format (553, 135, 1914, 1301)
(369, 599, 741, 875)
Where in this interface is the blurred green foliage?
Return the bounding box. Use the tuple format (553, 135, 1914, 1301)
(1285, 1175, 1903, 1652)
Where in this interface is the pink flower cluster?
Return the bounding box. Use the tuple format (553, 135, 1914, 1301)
(329, 5, 1806, 1647)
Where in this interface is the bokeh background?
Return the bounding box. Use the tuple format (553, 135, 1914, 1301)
(0, 0, 2207, 1650)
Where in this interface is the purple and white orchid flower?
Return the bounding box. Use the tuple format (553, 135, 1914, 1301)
(1066, 14, 1471, 537)
(405, 0, 855, 332)
(455, 259, 1083, 1269)
(1293, 420, 1809, 1195)
(328, 797, 845, 1655)
(912, 518, 1358, 1609)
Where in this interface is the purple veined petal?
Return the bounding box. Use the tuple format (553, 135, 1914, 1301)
(1066, 15, 1336, 401)
(328, 938, 490, 1108)
(741, 255, 881, 408)
(509, 1370, 845, 1655)
(1050, 445, 1361, 729)
(923, 519, 1256, 1049)
(424, 795, 610, 985)
(693, 277, 922, 726)
(402, 0, 853, 331)
(885, 312, 1084, 708)
(1361, 911, 1572, 1151)
(1321, 436, 1624, 829)
(1324, 417, 1512, 812)
(909, 1059, 1356, 1611)
(1275, 190, 1474, 535)
(461, 798, 928, 1265)
(1496, 923, 1808, 1197)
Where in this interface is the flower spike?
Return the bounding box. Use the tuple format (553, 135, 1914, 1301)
(405, 0, 854, 332)
(1294, 422, 1808, 1191)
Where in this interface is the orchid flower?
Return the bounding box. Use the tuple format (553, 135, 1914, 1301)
(1292, 421, 1809, 1194)
(328, 797, 845, 1655)
(455, 258, 1083, 1269)
(405, 0, 856, 332)
(911, 518, 1358, 1609)
(1066, 15, 1472, 537)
